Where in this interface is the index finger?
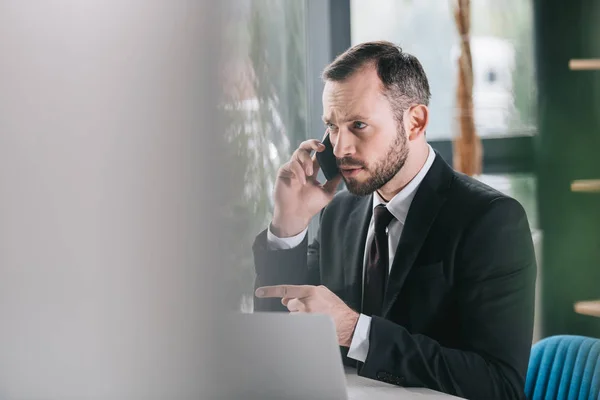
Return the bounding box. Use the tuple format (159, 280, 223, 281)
(298, 139, 324, 152)
(255, 285, 314, 299)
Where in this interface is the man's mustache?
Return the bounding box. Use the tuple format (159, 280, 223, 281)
(337, 157, 366, 169)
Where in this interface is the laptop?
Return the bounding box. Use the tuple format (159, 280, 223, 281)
(215, 312, 348, 400)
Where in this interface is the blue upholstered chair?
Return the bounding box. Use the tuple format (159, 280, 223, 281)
(525, 335, 600, 400)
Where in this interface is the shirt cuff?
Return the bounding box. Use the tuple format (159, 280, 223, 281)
(266, 224, 308, 250)
(347, 314, 372, 363)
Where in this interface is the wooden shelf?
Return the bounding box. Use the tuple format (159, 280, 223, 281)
(574, 300, 600, 318)
(569, 59, 600, 70)
(571, 179, 600, 193)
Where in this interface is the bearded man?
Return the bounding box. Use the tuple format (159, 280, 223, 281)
(253, 41, 536, 400)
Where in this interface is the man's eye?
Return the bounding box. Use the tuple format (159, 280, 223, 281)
(327, 123, 338, 131)
(353, 121, 367, 129)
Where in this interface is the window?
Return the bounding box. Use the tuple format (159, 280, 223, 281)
(223, 0, 308, 311)
(349, 0, 538, 232)
(350, 0, 536, 139)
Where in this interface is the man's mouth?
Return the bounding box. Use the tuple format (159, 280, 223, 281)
(340, 167, 364, 178)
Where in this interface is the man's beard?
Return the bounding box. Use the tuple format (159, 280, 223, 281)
(338, 127, 409, 197)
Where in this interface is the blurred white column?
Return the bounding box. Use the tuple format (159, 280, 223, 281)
(0, 1, 233, 398)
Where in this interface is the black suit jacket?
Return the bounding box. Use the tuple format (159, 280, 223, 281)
(253, 154, 537, 400)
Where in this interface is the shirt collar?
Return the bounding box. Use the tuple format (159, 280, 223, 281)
(372, 144, 436, 224)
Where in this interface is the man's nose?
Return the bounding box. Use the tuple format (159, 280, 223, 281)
(333, 129, 356, 159)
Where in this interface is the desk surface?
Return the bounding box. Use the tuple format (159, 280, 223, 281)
(345, 368, 462, 399)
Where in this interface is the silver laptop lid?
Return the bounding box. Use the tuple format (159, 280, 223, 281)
(216, 312, 348, 400)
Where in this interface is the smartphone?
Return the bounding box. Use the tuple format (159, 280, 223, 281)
(315, 134, 340, 180)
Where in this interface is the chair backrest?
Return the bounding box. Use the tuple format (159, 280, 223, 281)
(525, 335, 600, 400)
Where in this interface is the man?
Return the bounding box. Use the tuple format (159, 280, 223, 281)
(253, 41, 536, 399)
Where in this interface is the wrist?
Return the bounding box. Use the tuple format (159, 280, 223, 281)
(271, 216, 308, 238)
(340, 310, 360, 348)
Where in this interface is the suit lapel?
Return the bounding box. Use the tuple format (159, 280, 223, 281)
(342, 195, 372, 313)
(382, 154, 453, 317)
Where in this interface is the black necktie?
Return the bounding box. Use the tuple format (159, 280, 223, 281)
(363, 204, 395, 317)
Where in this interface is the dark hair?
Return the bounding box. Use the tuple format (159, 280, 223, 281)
(322, 41, 431, 119)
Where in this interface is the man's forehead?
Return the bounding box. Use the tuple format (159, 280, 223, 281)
(323, 70, 380, 98)
(322, 75, 383, 121)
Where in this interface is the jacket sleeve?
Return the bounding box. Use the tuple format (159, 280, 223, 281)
(358, 198, 537, 400)
(252, 223, 321, 312)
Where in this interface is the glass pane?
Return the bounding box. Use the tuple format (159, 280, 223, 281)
(223, 0, 308, 311)
(350, 0, 536, 139)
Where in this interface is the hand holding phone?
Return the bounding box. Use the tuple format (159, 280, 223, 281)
(270, 135, 342, 238)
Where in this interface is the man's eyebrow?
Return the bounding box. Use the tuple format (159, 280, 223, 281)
(322, 115, 370, 123)
(345, 114, 370, 122)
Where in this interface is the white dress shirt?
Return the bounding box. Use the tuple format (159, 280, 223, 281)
(266, 145, 436, 363)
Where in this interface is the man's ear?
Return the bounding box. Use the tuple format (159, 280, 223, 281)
(406, 104, 429, 140)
